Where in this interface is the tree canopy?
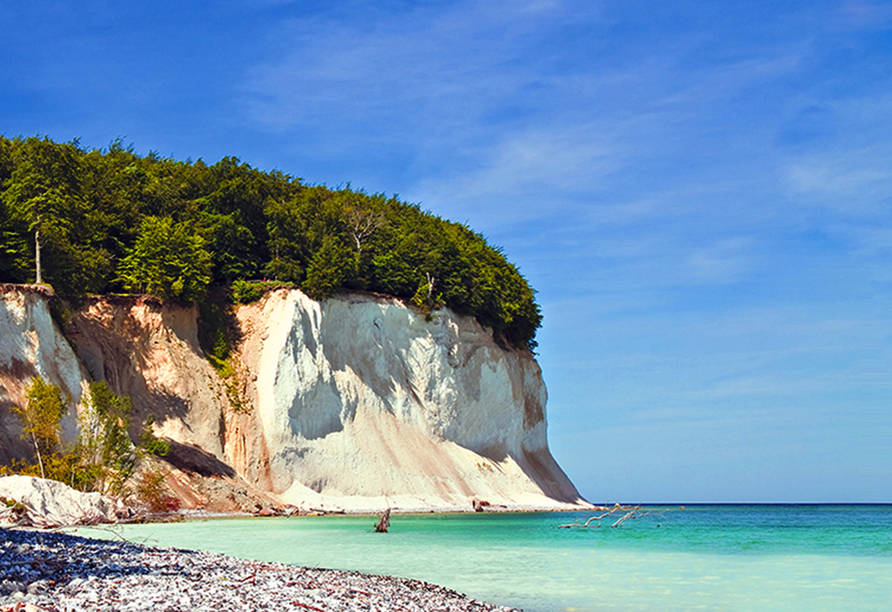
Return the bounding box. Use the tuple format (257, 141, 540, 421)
(0, 135, 541, 349)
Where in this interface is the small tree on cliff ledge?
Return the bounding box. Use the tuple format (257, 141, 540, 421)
(13, 377, 68, 479)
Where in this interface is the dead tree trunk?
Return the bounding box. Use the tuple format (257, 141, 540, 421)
(35, 227, 42, 285)
(375, 508, 391, 533)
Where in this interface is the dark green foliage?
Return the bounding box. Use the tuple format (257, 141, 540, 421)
(1, 137, 113, 295)
(0, 135, 541, 349)
(231, 279, 291, 304)
(140, 415, 170, 457)
(118, 216, 212, 301)
(303, 235, 356, 299)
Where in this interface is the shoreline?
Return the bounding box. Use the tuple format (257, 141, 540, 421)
(115, 503, 595, 525)
(1, 473, 593, 529)
(0, 527, 519, 612)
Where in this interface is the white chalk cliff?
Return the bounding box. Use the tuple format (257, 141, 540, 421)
(0, 286, 584, 511)
(0, 286, 87, 463)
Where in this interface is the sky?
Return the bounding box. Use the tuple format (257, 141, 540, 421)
(2, 0, 890, 503)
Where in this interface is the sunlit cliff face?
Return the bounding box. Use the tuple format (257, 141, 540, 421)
(1, 287, 584, 511)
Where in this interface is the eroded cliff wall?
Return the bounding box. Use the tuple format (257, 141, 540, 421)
(0, 286, 87, 464)
(0, 286, 584, 510)
(234, 290, 582, 509)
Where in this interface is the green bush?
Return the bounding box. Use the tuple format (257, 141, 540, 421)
(231, 279, 290, 304)
(139, 415, 170, 457)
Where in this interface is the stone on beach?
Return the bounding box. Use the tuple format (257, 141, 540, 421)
(0, 528, 518, 612)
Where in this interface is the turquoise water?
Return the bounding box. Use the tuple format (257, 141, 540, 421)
(73, 505, 892, 611)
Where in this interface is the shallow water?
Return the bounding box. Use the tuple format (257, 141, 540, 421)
(73, 505, 892, 611)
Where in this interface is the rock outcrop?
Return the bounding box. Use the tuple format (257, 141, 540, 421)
(0, 286, 585, 511)
(0, 475, 118, 527)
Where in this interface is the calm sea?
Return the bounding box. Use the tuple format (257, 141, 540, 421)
(73, 505, 892, 611)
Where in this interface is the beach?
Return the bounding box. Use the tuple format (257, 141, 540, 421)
(0, 527, 517, 612)
(4, 506, 891, 611)
(51, 506, 892, 612)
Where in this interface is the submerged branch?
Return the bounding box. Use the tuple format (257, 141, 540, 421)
(559, 504, 674, 529)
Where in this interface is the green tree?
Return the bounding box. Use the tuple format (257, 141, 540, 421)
(0, 202, 29, 283)
(302, 236, 355, 299)
(0, 135, 543, 349)
(139, 414, 170, 457)
(117, 216, 212, 301)
(1, 136, 112, 294)
(76, 381, 135, 494)
(263, 197, 307, 282)
(13, 377, 68, 479)
(0, 138, 28, 280)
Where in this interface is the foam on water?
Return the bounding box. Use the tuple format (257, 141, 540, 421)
(73, 505, 892, 611)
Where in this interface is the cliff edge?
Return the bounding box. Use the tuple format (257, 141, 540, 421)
(1, 287, 585, 511)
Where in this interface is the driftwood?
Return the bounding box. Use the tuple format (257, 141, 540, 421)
(558, 504, 652, 529)
(611, 506, 641, 527)
(374, 508, 391, 533)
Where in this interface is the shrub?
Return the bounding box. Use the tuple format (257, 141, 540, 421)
(133, 465, 179, 513)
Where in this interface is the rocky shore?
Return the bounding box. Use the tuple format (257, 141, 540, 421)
(0, 528, 518, 612)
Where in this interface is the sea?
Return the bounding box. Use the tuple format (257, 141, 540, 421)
(72, 504, 892, 612)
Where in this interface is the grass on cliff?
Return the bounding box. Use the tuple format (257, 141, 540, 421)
(197, 289, 249, 412)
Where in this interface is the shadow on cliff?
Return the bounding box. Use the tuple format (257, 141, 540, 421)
(162, 439, 236, 479)
(64, 297, 222, 442)
(517, 448, 586, 504)
(197, 291, 245, 370)
(0, 402, 31, 465)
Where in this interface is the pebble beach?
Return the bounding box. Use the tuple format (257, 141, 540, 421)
(0, 528, 519, 612)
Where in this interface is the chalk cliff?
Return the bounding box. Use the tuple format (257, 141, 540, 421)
(0, 286, 584, 511)
(0, 286, 87, 464)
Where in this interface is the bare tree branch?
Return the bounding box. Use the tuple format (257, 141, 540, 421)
(346, 207, 385, 256)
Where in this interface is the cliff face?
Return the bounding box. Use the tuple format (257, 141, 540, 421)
(0, 287, 87, 464)
(0, 287, 584, 510)
(235, 290, 581, 509)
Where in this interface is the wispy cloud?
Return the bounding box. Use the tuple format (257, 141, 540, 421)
(838, 0, 892, 30)
(685, 237, 758, 283)
(783, 145, 892, 210)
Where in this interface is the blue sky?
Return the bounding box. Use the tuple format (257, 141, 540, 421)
(3, 0, 890, 502)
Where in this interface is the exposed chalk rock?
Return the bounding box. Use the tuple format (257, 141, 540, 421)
(0, 287, 88, 463)
(0, 286, 585, 511)
(235, 290, 583, 510)
(0, 475, 117, 527)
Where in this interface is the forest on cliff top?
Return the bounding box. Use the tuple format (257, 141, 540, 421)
(0, 136, 540, 349)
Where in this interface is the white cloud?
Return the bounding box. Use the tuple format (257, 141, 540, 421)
(685, 236, 757, 283)
(784, 147, 892, 207)
(241, 1, 552, 139)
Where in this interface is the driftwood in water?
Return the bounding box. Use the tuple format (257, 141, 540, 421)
(611, 506, 641, 527)
(375, 508, 391, 533)
(558, 504, 649, 529)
